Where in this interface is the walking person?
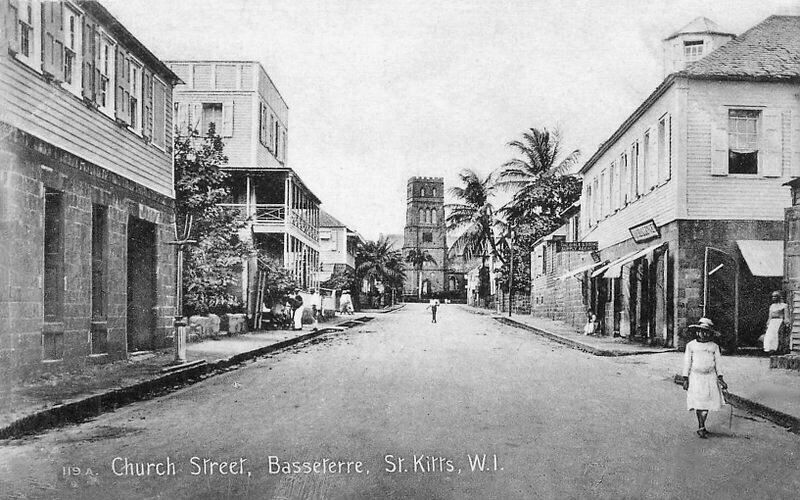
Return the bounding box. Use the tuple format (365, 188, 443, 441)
(681, 317, 728, 438)
(426, 298, 440, 323)
(763, 291, 790, 354)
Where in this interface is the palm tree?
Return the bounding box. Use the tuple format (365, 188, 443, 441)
(355, 236, 406, 307)
(495, 127, 582, 226)
(445, 168, 504, 266)
(405, 248, 437, 300)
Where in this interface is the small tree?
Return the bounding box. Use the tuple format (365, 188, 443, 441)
(174, 124, 254, 316)
(405, 248, 437, 300)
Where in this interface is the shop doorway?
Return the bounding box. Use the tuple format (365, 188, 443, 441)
(703, 248, 738, 353)
(127, 216, 157, 352)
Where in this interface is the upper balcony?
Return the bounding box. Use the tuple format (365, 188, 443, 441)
(217, 203, 318, 242)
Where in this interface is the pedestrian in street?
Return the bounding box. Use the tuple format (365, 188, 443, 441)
(763, 290, 790, 354)
(682, 317, 728, 438)
(292, 293, 304, 331)
(340, 290, 354, 315)
(426, 298, 440, 323)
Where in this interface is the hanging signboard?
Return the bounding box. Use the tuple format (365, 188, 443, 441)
(629, 219, 660, 243)
(557, 241, 598, 252)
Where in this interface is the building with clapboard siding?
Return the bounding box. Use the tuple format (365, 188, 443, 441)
(0, 0, 181, 380)
(318, 209, 362, 284)
(566, 15, 800, 351)
(167, 60, 320, 321)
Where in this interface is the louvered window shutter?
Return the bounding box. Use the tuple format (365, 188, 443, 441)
(5, 0, 19, 55)
(791, 110, 800, 177)
(175, 102, 187, 135)
(53, 1, 64, 81)
(81, 19, 94, 100)
(189, 103, 202, 133)
(221, 100, 234, 136)
(762, 109, 782, 177)
(711, 107, 729, 176)
(41, 1, 55, 76)
(142, 69, 153, 139)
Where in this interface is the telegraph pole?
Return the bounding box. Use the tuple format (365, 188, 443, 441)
(168, 215, 196, 364)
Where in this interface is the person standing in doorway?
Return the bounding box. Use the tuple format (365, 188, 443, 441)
(682, 318, 728, 438)
(764, 291, 790, 354)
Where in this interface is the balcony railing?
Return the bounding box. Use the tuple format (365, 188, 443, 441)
(218, 203, 285, 224)
(218, 203, 318, 241)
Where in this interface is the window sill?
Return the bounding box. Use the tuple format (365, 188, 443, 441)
(41, 359, 63, 364)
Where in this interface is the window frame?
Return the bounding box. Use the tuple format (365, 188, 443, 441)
(15, 0, 41, 71)
(151, 75, 168, 152)
(97, 32, 116, 118)
(60, 3, 82, 96)
(128, 57, 144, 134)
(727, 108, 761, 175)
(683, 40, 704, 61)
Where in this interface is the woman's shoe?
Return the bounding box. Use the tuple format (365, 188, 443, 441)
(696, 428, 708, 438)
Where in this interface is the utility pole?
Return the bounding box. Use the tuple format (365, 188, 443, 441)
(508, 224, 514, 318)
(168, 215, 196, 364)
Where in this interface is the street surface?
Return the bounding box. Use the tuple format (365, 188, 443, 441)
(2, 304, 799, 499)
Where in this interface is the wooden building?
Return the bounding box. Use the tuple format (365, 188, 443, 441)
(167, 60, 321, 319)
(0, 0, 181, 380)
(565, 16, 799, 351)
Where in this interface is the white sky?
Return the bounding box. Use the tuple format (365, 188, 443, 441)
(104, 0, 800, 240)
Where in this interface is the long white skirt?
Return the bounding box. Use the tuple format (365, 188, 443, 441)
(764, 318, 782, 352)
(293, 307, 304, 329)
(687, 371, 725, 411)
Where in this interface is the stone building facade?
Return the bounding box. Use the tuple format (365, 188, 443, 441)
(1, 0, 180, 380)
(402, 177, 448, 298)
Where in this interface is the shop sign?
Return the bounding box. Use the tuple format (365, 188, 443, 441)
(558, 241, 598, 252)
(629, 219, 660, 243)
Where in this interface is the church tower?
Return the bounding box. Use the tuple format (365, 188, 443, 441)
(402, 177, 447, 298)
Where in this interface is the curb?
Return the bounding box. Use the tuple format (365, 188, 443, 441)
(493, 316, 674, 357)
(0, 321, 367, 440)
(670, 375, 800, 435)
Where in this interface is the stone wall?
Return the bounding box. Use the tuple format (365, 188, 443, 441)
(0, 128, 176, 381)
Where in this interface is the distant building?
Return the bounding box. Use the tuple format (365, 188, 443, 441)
(167, 60, 321, 319)
(318, 210, 362, 283)
(0, 0, 181, 379)
(574, 16, 798, 350)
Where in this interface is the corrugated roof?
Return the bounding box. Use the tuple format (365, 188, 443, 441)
(683, 15, 800, 81)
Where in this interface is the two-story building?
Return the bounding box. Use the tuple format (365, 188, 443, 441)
(166, 60, 321, 320)
(576, 16, 799, 351)
(1, 0, 181, 380)
(318, 209, 361, 283)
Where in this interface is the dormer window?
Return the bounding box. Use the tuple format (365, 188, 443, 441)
(683, 40, 704, 61)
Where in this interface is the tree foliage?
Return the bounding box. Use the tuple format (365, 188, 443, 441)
(175, 125, 254, 316)
(445, 169, 504, 265)
(355, 236, 406, 298)
(405, 248, 437, 299)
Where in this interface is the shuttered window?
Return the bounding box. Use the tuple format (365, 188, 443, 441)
(152, 77, 167, 149)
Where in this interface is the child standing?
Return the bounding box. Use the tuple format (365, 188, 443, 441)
(681, 317, 728, 438)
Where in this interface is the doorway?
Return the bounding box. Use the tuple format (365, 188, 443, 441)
(127, 216, 157, 352)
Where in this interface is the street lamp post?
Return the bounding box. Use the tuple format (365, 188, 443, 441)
(508, 225, 515, 318)
(169, 215, 197, 364)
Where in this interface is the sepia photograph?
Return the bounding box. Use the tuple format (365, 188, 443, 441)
(1, 0, 800, 498)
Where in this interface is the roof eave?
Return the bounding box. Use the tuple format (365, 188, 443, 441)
(78, 1, 182, 85)
(579, 74, 678, 175)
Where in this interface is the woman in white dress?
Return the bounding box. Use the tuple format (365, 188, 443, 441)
(681, 318, 728, 438)
(764, 291, 790, 354)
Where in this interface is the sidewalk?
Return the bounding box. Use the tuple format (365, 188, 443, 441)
(0, 315, 376, 439)
(466, 305, 800, 433)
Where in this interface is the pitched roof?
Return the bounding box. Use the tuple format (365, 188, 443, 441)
(682, 15, 800, 81)
(664, 16, 733, 40)
(319, 209, 346, 228)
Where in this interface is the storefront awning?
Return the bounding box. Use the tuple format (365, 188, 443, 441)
(591, 242, 666, 279)
(736, 240, 783, 277)
(556, 260, 602, 281)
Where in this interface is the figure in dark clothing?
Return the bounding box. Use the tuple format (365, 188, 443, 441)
(426, 299, 440, 324)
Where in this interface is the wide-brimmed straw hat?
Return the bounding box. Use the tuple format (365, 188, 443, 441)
(689, 317, 718, 334)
